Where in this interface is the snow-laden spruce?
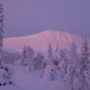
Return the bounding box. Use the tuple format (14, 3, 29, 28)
(0, 4, 13, 86)
(78, 34, 90, 90)
(43, 44, 59, 80)
(66, 42, 80, 90)
(65, 34, 90, 90)
(20, 45, 34, 72)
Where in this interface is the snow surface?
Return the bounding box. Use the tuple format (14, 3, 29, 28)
(0, 66, 69, 90)
(13, 67, 68, 90)
(4, 30, 90, 53)
(0, 85, 26, 90)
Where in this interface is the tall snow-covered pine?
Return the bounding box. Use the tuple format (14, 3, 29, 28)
(0, 3, 4, 48)
(79, 34, 90, 90)
(0, 3, 4, 66)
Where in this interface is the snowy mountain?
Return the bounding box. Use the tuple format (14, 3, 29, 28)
(3, 30, 90, 53)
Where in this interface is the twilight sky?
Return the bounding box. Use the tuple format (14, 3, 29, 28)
(1, 0, 90, 37)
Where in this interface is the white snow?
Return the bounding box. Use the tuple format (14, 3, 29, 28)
(13, 67, 68, 90)
(4, 30, 90, 53)
(0, 85, 26, 90)
(0, 66, 69, 90)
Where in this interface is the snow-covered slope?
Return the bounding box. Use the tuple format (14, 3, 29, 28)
(13, 67, 68, 90)
(0, 66, 68, 90)
(3, 30, 90, 52)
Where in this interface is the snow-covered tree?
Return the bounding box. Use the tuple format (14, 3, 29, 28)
(78, 34, 90, 90)
(0, 3, 4, 66)
(59, 49, 68, 78)
(43, 63, 57, 80)
(0, 3, 4, 48)
(20, 45, 27, 66)
(33, 52, 45, 70)
(43, 44, 57, 80)
(54, 44, 60, 63)
(47, 44, 53, 65)
(0, 4, 13, 86)
(21, 45, 34, 72)
(66, 42, 80, 90)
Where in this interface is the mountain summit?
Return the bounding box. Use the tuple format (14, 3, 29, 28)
(3, 30, 90, 52)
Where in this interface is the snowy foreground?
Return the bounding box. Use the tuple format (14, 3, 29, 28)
(0, 67, 69, 90)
